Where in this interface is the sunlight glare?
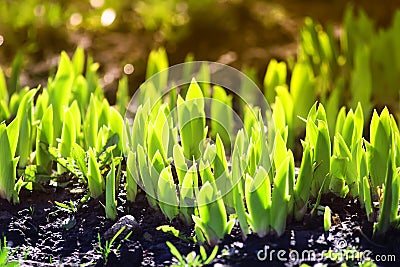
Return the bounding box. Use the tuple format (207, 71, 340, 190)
(101, 8, 116, 26)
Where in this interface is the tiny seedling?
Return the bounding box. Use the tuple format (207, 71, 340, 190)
(53, 200, 78, 230)
(29, 206, 35, 217)
(167, 241, 219, 267)
(324, 206, 332, 232)
(0, 237, 19, 267)
(156, 225, 194, 243)
(54, 200, 77, 213)
(96, 226, 132, 265)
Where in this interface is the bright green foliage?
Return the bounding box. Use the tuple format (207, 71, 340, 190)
(0, 120, 20, 203)
(245, 167, 271, 237)
(84, 94, 100, 150)
(270, 156, 291, 237)
(199, 160, 215, 186)
(324, 206, 332, 232)
(243, 110, 271, 178)
(275, 86, 293, 148)
(180, 164, 198, 224)
(290, 62, 316, 133)
(257, 112, 273, 174)
(72, 46, 85, 76)
(305, 103, 331, 196)
(96, 126, 110, 153)
(58, 108, 77, 173)
(366, 108, 392, 189)
(7, 87, 22, 116)
(192, 182, 235, 246)
(350, 45, 372, 118)
(264, 59, 287, 104)
(288, 8, 400, 143)
(109, 107, 125, 154)
(72, 75, 89, 117)
(88, 148, 104, 199)
(243, 105, 259, 141)
(69, 101, 82, 143)
(374, 157, 394, 236)
(126, 151, 138, 202)
(363, 176, 373, 222)
(210, 86, 233, 149)
(128, 101, 150, 153)
(85, 56, 103, 100)
(147, 103, 169, 163)
(196, 63, 211, 98)
(272, 132, 295, 220)
(34, 89, 49, 124)
(245, 140, 257, 178)
(2, 37, 400, 249)
(98, 99, 110, 131)
(16, 89, 36, 167)
(167, 241, 218, 267)
(158, 166, 179, 220)
(202, 142, 216, 168)
(177, 79, 206, 160)
(9, 52, 23, 96)
(0, 101, 9, 123)
(151, 151, 165, 187)
(214, 134, 233, 209)
(145, 47, 169, 92)
(116, 75, 129, 115)
(137, 144, 158, 208)
(293, 141, 313, 221)
(36, 105, 54, 174)
(0, 68, 9, 104)
(71, 143, 87, 181)
(173, 144, 187, 186)
(105, 160, 117, 220)
(0, 69, 10, 122)
(272, 96, 288, 146)
(231, 134, 249, 238)
(48, 52, 74, 143)
(326, 78, 344, 136)
(0, 48, 124, 203)
(0, 237, 19, 267)
(330, 105, 365, 198)
(273, 131, 288, 171)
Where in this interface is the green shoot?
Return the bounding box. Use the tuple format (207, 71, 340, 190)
(167, 241, 219, 267)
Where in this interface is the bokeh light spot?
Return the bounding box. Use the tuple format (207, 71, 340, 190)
(70, 13, 83, 26)
(90, 0, 104, 8)
(101, 8, 116, 26)
(123, 64, 134, 74)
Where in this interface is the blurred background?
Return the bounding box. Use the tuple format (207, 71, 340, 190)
(0, 0, 399, 101)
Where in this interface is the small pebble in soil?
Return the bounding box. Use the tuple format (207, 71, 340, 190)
(104, 215, 140, 240)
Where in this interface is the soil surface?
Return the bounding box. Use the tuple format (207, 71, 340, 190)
(1, 180, 399, 266)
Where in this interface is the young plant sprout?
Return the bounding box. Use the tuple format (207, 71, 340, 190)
(192, 182, 235, 246)
(177, 78, 206, 160)
(1, 34, 400, 267)
(0, 119, 19, 203)
(105, 158, 117, 220)
(324, 206, 332, 232)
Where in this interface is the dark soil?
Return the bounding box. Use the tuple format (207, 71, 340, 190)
(1, 180, 399, 267)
